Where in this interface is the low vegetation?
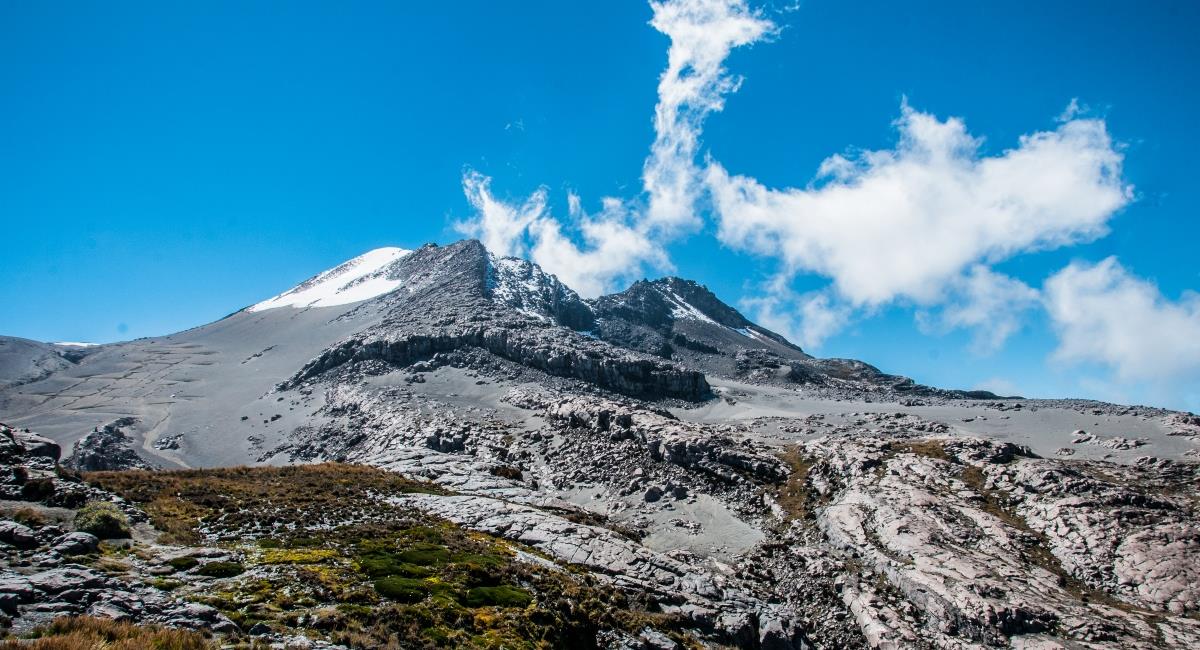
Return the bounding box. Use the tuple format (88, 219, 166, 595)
(74, 501, 131, 539)
(2, 616, 214, 650)
(84, 463, 696, 649)
(775, 446, 815, 520)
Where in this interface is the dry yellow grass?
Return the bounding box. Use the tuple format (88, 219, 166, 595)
(1, 616, 213, 650)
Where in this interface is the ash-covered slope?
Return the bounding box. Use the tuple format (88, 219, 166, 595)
(0, 240, 708, 469)
(584, 277, 997, 399)
(0, 337, 97, 389)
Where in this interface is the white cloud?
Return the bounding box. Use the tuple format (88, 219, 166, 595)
(456, 179, 670, 298)
(707, 102, 1131, 309)
(939, 266, 1040, 354)
(457, 171, 547, 259)
(644, 0, 774, 232)
(742, 286, 850, 350)
(455, 0, 773, 296)
(1044, 257, 1200, 383)
(706, 101, 1130, 350)
(527, 195, 670, 298)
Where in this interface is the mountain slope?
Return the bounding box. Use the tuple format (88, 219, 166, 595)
(3, 239, 1199, 649)
(282, 241, 709, 401)
(0, 336, 98, 389)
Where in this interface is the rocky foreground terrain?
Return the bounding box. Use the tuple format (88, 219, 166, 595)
(2, 240, 1198, 648)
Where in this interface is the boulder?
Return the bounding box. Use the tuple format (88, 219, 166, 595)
(51, 531, 99, 556)
(14, 431, 60, 461)
(0, 520, 39, 548)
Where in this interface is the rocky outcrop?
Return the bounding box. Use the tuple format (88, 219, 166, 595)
(1, 423, 99, 508)
(64, 417, 151, 471)
(539, 394, 788, 483)
(12, 430, 61, 462)
(390, 491, 802, 648)
(487, 255, 595, 330)
(286, 326, 710, 401)
(786, 432, 1200, 648)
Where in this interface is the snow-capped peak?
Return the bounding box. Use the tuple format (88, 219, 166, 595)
(248, 247, 412, 312)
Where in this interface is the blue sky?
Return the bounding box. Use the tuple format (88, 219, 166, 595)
(2, 1, 1199, 410)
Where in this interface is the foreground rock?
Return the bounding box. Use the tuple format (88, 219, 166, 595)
(761, 432, 1200, 648)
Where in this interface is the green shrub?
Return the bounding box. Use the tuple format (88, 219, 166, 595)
(196, 561, 244, 578)
(167, 556, 199, 571)
(462, 585, 532, 608)
(74, 501, 131, 539)
(373, 576, 429, 603)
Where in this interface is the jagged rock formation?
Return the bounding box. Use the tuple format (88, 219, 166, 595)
(64, 417, 152, 471)
(487, 256, 595, 329)
(762, 431, 1200, 648)
(588, 278, 807, 369)
(286, 325, 710, 401)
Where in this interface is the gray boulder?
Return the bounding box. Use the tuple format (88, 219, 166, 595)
(0, 520, 38, 548)
(14, 431, 60, 461)
(51, 531, 99, 555)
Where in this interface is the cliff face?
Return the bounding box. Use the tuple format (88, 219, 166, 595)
(286, 326, 710, 401)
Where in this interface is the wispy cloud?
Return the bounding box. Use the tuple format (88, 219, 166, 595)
(936, 266, 1041, 354)
(457, 171, 546, 259)
(455, 0, 774, 297)
(643, 0, 774, 232)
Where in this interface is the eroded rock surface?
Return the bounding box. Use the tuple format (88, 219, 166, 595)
(64, 417, 151, 471)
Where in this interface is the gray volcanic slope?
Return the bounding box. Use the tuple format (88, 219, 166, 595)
(0, 336, 93, 389)
(0, 303, 383, 468)
(5, 239, 1200, 649)
(0, 240, 709, 468)
(1, 239, 1196, 471)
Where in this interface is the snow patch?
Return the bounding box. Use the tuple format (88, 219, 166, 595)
(657, 287, 719, 326)
(735, 327, 771, 342)
(248, 247, 412, 312)
(487, 255, 586, 323)
(53, 342, 99, 348)
(489, 257, 553, 321)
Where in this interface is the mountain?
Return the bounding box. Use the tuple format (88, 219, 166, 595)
(2, 239, 1199, 649)
(0, 337, 98, 389)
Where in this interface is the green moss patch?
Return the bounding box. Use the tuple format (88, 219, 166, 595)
(462, 585, 532, 608)
(84, 464, 698, 649)
(167, 556, 199, 571)
(197, 561, 244, 578)
(74, 501, 131, 539)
